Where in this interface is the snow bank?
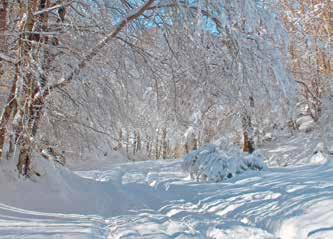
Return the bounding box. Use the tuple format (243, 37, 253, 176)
(182, 145, 267, 182)
(0, 156, 144, 216)
(277, 199, 333, 239)
(261, 133, 329, 167)
(1, 155, 333, 238)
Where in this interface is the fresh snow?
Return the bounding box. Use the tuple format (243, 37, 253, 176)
(260, 133, 328, 167)
(0, 148, 333, 238)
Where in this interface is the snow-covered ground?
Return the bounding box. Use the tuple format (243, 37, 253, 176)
(260, 133, 327, 167)
(0, 149, 333, 238)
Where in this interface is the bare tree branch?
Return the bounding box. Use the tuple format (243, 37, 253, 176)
(48, 0, 155, 91)
(0, 52, 16, 64)
(295, 79, 321, 102)
(33, 0, 75, 17)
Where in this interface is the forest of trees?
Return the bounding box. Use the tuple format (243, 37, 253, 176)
(0, 0, 332, 177)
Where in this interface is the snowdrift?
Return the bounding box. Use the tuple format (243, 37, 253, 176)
(0, 156, 145, 216)
(0, 151, 332, 238)
(182, 145, 267, 182)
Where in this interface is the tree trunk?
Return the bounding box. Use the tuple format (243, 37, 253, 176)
(185, 143, 189, 154)
(126, 129, 129, 155)
(192, 136, 198, 150)
(155, 130, 159, 159)
(136, 130, 141, 152)
(117, 128, 123, 150)
(16, 140, 32, 176)
(242, 114, 255, 154)
(0, 0, 7, 76)
(0, 82, 17, 159)
(132, 130, 137, 155)
(146, 135, 150, 152)
(162, 128, 167, 159)
(1, 0, 47, 173)
(0, 0, 8, 50)
(146, 135, 151, 158)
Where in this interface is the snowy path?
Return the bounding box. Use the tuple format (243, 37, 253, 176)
(1, 160, 333, 238)
(0, 203, 109, 238)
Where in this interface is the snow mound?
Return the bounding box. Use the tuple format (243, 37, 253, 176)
(182, 145, 267, 182)
(0, 156, 145, 216)
(277, 199, 333, 239)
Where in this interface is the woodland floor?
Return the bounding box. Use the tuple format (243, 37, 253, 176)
(0, 134, 332, 239)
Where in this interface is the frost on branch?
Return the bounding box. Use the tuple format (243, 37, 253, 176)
(182, 145, 267, 182)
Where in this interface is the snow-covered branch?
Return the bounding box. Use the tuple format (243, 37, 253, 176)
(0, 53, 16, 64)
(49, 0, 155, 91)
(33, 0, 75, 17)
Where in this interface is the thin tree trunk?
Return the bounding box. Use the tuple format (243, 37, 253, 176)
(155, 130, 159, 159)
(192, 136, 198, 150)
(118, 128, 123, 150)
(0, 0, 8, 49)
(184, 143, 189, 154)
(132, 130, 137, 155)
(146, 135, 151, 158)
(242, 96, 255, 154)
(0, 0, 9, 159)
(136, 130, 141, 152)
(16, 140, 32, 176)
(242, 114, 254, 154)
(126, 129, 129, 155)
(0, 82, 17, 159)
(162, 128, 167, 159)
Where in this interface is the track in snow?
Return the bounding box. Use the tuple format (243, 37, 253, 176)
(1, 159, 333, 238)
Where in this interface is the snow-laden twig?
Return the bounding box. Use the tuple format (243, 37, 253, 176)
(49, 0, 155, 91)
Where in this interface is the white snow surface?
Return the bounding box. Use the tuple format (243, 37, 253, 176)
(261, 133, 328, 167)
(0, 151, 333, 238)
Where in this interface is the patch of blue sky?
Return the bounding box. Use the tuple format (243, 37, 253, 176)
(94, 0, 225, 36)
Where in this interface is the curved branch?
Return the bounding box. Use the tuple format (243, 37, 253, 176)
(48, 0, 155, 92)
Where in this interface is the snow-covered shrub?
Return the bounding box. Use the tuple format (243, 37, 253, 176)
(182, 145, 267, 182)
(296, 115, 315, 133)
